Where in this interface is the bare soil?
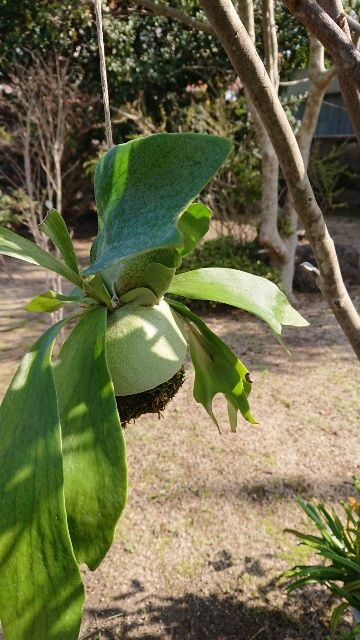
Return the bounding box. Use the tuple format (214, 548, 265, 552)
(0, 218, 359, 640)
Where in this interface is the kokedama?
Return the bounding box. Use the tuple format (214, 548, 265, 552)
(0, 133, 308, 639)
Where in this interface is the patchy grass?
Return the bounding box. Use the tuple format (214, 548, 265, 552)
(0, 238, 360, 640)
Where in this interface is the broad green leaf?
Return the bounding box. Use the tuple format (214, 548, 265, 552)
(26, 289, 84, 313)
(169, 299, 256, 430)
(168, 267, 309, 337)
(54, 306, 127, 570)
(0, 318, 85, 640)
(0, 226, 83, 288)
(39, 209, 79, 274)
(84, 133, 232, 275)
(177, 203, 212, 257)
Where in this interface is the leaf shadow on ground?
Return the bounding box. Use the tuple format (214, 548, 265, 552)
(83, 582, 350, 640)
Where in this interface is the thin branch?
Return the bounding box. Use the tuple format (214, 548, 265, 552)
(283, 0, 360, 90)
(284, 0, 360, 143)
(347, 14, 360, 36)
(121, 0, 214, 34)
(201, 0, 360, 358)
(94, 0, 113, 148)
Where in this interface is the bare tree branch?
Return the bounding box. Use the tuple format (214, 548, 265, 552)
(283, 0, 360, 91)
(285, 0, 360, 142)
(317, 0, 360, 144)
(201, 0, 360, 358)
(121, 0, 214, 34)
(347, 14, 360, 37)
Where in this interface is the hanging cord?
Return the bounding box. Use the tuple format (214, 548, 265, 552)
(94, 0, 114, 148)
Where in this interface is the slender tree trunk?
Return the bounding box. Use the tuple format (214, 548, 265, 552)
(201, 0, 360, 358)
(239, 0, 290, 278)
(279, 37, 336, 294)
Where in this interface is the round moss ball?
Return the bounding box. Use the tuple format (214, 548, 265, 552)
(116, 366, 185, 425)
(106, 299, 188, 395)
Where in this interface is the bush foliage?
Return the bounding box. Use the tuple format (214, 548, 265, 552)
(179, 236, 278, 283)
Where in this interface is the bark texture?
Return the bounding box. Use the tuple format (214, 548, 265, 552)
(201, 0, 360, 358)
(279, 37, 336, 294)
(284, 0, 360, 142)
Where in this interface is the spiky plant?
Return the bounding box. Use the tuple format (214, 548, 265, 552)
(283, 477, 360, 639)
(0, 133, 307, 639)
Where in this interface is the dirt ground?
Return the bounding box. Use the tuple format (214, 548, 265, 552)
(0, 215, 360, 640)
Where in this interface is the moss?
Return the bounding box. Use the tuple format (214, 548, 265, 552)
(116, 366, 185, 426)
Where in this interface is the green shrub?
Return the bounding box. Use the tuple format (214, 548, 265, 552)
(174, 236, 278, 310)
(308, 142, 357, 214)
(179, 236, 278, 282)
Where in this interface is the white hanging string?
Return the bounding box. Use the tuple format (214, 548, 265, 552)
(94, 0, 114, 148)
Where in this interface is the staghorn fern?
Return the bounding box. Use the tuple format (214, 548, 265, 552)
(0, 133, 308, 639)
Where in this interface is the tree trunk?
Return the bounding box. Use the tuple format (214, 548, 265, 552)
(239, 0, 290, 281)
(279, 37, 336, 295)
(201, 0, 360, 358)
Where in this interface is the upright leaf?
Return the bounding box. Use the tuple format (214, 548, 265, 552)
(177, 203, 212, 257)
(169, 299, 256, 430)
(39, 209, 79, 274)
(0, 226, 83, 288)
(168, 267, 309, 337)
(54, 306, 127, 570)
(84, 133, 232, 275)
(0, 319, 85, 640)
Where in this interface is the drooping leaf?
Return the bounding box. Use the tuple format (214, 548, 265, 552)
(39, 209, 79, 274)
(54, 306, 127, 570)
(169, 299, 256, 430)
(26, 289, 84, 313)
(168, 267, 309, 337)
(0, 226, 83, 288)
(177, 203, 212, 257)
(84, 133, 232, 275)
(0, 318, 85, 640)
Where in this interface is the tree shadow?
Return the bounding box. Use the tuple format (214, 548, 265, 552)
(83, 586, 350, 640)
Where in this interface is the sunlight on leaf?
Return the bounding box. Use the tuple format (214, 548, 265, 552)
(0, 318, 85, 640)
(54, 306, 127, 570)
(0, 226, 83, 288)
(177, 202, 212, 257)
(26, 289, 83, 313)
(84, 133, 232, 275)
(168, 267, 309, 337)
(39, 209, 79, 274)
